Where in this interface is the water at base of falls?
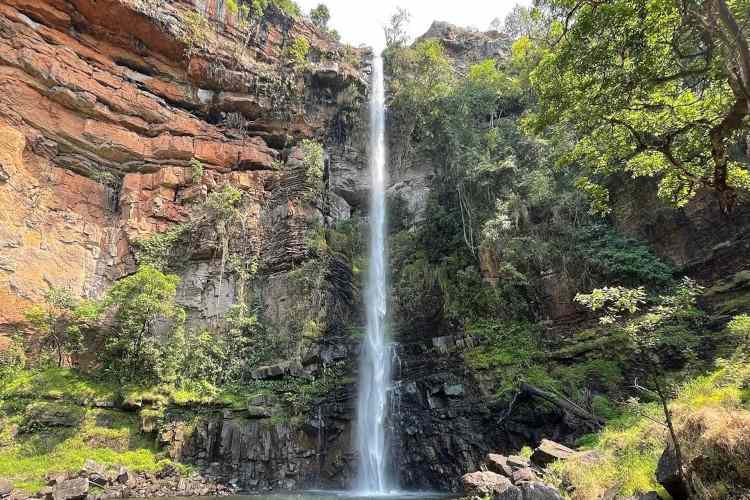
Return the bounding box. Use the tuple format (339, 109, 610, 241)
(355, 52, 394, 495)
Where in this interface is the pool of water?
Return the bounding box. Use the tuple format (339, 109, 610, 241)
(150, 491, 453, 500)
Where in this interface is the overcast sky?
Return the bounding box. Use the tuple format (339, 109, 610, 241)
(295, 0, 530, 49)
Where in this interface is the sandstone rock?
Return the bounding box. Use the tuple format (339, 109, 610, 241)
(462, 471, 522, 499)
(518, 481, 564, 500)
(656, 446, 689, 500)
(530, 439, 575, 467)
(487, 453, 514, 478)
(52, 478, 89, 500)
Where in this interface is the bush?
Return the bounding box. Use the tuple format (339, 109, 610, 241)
(286, 36, 309, 66)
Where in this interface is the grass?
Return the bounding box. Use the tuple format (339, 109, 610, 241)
(549, 359, 750, 499)
(0, 368, 117, 404)
(0, 408, 169, 493)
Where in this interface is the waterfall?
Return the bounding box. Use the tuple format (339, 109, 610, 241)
(356, 53, 393, 494)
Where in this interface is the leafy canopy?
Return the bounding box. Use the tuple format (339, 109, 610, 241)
(525, 0, 750, 214)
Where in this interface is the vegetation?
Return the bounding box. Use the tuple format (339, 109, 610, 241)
(523, 0, 750, 214)
(286, 36, 310, 67)
(550, 357, 750, 498)
(102, 265, 185, 384)
(309, 3, 330, 29)
(23, 289, 101, 368)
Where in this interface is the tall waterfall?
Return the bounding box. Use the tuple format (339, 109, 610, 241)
(356, 53, 393, 494)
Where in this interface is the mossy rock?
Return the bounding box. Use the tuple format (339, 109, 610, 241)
(21, 402, 84, 432)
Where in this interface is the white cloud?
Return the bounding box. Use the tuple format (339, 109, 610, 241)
(294, 0, 530, 50)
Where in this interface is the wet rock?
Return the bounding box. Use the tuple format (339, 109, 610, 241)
(462, 471, 521, 499)
(52, 478, 89, 500)
(530, 439, 575, 467)
(518, 481, 563, 500)
(444, 383, 464, 396)
(656, 445, 689, 500)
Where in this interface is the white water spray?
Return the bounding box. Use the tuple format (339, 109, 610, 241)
(356, 53, 393, 494)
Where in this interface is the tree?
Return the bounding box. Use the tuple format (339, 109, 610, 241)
(24, 288, 101, 367)
(103, 265, 185, 382)
(576, 277, 706, 497)
(527, 0, 750, 214)
(383, 7, 411, 48)
(310, 3, 330, 29)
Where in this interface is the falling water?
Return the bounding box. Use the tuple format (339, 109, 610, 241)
(356, 53, 393, 494)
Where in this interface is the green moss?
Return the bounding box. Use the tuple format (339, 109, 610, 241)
(0, 369, 117, 405)
(0, 408, 169, 494)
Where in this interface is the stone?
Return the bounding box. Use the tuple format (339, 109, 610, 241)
(24, 403, 84, 430)
(462, 471, 522, 499)
(656, 446, 689, 500)
(52, 478, 89, 500)
(0, 480, 11, 497)
(487, 453, 514, 478)
(512, 467, 538, 484)
(247, 405, 273, 418)
(444, 383, 464, 396)
(507, 455, 531, 469)
(530, 439, 575, 467)
(115, 467, 130, 485)
(518, 481, 564, 500)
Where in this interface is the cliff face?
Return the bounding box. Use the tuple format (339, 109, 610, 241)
(0, 0, 372, 489)
(0, 0, 368, 329)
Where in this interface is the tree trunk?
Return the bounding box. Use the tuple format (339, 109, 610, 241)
(519, 382, 605, 427)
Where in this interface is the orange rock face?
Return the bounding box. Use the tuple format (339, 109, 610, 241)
(0, 0, 367, 336)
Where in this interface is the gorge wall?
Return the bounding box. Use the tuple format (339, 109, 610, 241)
(2, 1, 750, 495)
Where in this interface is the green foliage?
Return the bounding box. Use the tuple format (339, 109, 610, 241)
(309, 3, 329, 29)
(300, 139, 324, 199)
(102, 265, 185, 384)
(0, 335, 26, 376)
(575, 225, 674, 288)
(464, 321, 552, 394)
(189, 158, 203, 184)
(178, 10, 211, 58)
(0, 406, 174, 494)
(526, 0, 750, 213)
(0, 368, 117, 404)
(286, 36, 310, 66)
(134, 223, 191, 271)
(23, 288, 102, 368)
(203, 184, 242, 221)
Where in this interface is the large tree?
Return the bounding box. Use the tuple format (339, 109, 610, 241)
(526, 0, 750, 214)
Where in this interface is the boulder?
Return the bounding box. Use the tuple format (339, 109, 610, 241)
(23, 403, 84, 430)
(530, 439, 575, 467)
(115, 466, 131, 485)
(52, 478, 89, 500)
(487, 453, 514, 478)
(462, 471, 521, 500)
(518, 481, 564, 500)
(512, 467, 538, 484)
(656, 446, 689, 500)
(0, 479, 12, 497)
(507, 455, 531, 469)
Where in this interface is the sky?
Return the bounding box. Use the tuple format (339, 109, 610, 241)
(294, 0, 530, 49)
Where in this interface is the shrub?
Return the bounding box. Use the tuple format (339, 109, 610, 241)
(102, 265, 185, 384)
(286, 36, 310, 66)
